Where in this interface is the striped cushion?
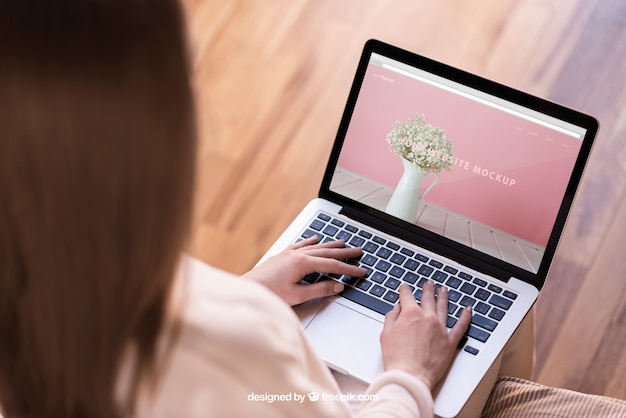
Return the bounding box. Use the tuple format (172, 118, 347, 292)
(482, 376, 626, 418)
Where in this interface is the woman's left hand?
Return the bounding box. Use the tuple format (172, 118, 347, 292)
(242, 236, 366, 306)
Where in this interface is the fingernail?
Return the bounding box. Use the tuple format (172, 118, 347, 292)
(333, 283, 344, 293)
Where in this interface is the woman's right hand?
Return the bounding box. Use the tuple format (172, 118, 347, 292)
(380, 281, 472, 390)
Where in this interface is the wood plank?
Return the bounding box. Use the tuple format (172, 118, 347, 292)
(536, 193, 626, 397)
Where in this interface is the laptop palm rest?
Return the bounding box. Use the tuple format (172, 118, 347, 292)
(304, 300, 385, 381)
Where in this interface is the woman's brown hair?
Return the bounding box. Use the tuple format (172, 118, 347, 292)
(0, 0, 195, 416)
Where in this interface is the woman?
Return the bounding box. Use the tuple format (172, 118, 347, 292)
(0, 0, 472, 417)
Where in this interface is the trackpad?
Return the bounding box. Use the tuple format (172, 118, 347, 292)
(305, 301, 384, 382)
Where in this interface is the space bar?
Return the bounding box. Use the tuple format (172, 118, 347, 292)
(339, 287, 394, 316)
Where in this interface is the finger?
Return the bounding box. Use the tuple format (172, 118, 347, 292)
(435, 286, 449, 325)
(397, 284, 418, 313)
(448, 306, 472, 345)
(383, 301, 401, 329)
(290, 235, 319, 250)
(420, 280, 436, 313)
(309, 257, 367, 278)
(309, 239, 348, 249)
(296, 280, 345, 304)
(304, 246, 363, 260)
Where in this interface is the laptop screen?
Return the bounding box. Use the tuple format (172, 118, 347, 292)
(327, 48, 592, 275)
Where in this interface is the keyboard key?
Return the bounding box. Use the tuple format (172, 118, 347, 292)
(336, 230, 352, 241)
(475, 289, 491, 301)
(414, 288, 423, 301)
(473, 278, 488, 287)
(376, 247, 392, 259)
(488, 284, 503, 293)
(383, 290, 399, 303)
(444, 266, 459, 275)
(417, 265, 434, 277)
(331, 218, 345, 227)
(390, 253, 406, 265)
(369, 284, 386, 297)
(446, 316, 457, 328)
(302, 229, 323, 241)
(403, 272, 418, 284)
(490, 294, 513, 310)
(445, 276, 462, 289)
(310, 219, 325, 231)
(400, 248, 415, 257)
(389, 266, 405, 278)
(472, 314, 498, 332)
(370, 272, 386, 284)
(384, 278, 401, 290)
(317, 213, 331, 221)
(360, 254, 377, 266)
(503, 290, 518, 300)
(460, 282, 477, 295)
(414, 253, 429, 262)
(349, 236, 365, 247)
(356, 280, 373, 291)
(468, 325, 490, 343)
(417, 277, 428, 288)
(363, 242, 379, 253)
(448, 303, 458, 315)
(464, 346, 480, 356)
(429, 260, 444, 269)
(322, 225, 338, 236)
(458, 272, 473, 280)
(342, 275, 360, 285)
(475, 302, 490, 315)
(344, 224, 358, 233)
(358, 230, 372, 239)
(375, 260, 391, 272)
(302, 273, 319, 284)
(341, 286, 393, 315)
(460, 295, 477, 307)
(432, 270, 448, 283)
(488, 308, 506, 321)
(372, 236, 386, 245)
(403, 259, 419, 271)
(386, 242, 400, 251)
(448, 289, 461, 302)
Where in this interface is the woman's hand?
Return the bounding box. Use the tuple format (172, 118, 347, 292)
(380, 281, 472, 390)
(242, 235, 366, 306)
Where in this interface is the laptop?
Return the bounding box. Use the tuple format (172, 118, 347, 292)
(257, 39, 598, 417)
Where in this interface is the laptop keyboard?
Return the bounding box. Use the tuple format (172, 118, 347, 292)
(298, 212, 519, 355)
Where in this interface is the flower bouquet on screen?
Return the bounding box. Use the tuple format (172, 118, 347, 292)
(384, 114, 454, 223)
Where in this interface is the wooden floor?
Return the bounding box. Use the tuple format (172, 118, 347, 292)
(182, 0, 626, 400)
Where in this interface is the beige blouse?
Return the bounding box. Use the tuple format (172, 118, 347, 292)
(128, 257, 433, 417)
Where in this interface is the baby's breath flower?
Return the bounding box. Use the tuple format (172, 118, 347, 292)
(386, 114, 454, 172)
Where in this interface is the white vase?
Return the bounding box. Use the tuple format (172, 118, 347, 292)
(385, 157, 438, 223)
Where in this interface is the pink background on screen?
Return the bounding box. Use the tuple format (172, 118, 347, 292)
(337, 65, 582, 247)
